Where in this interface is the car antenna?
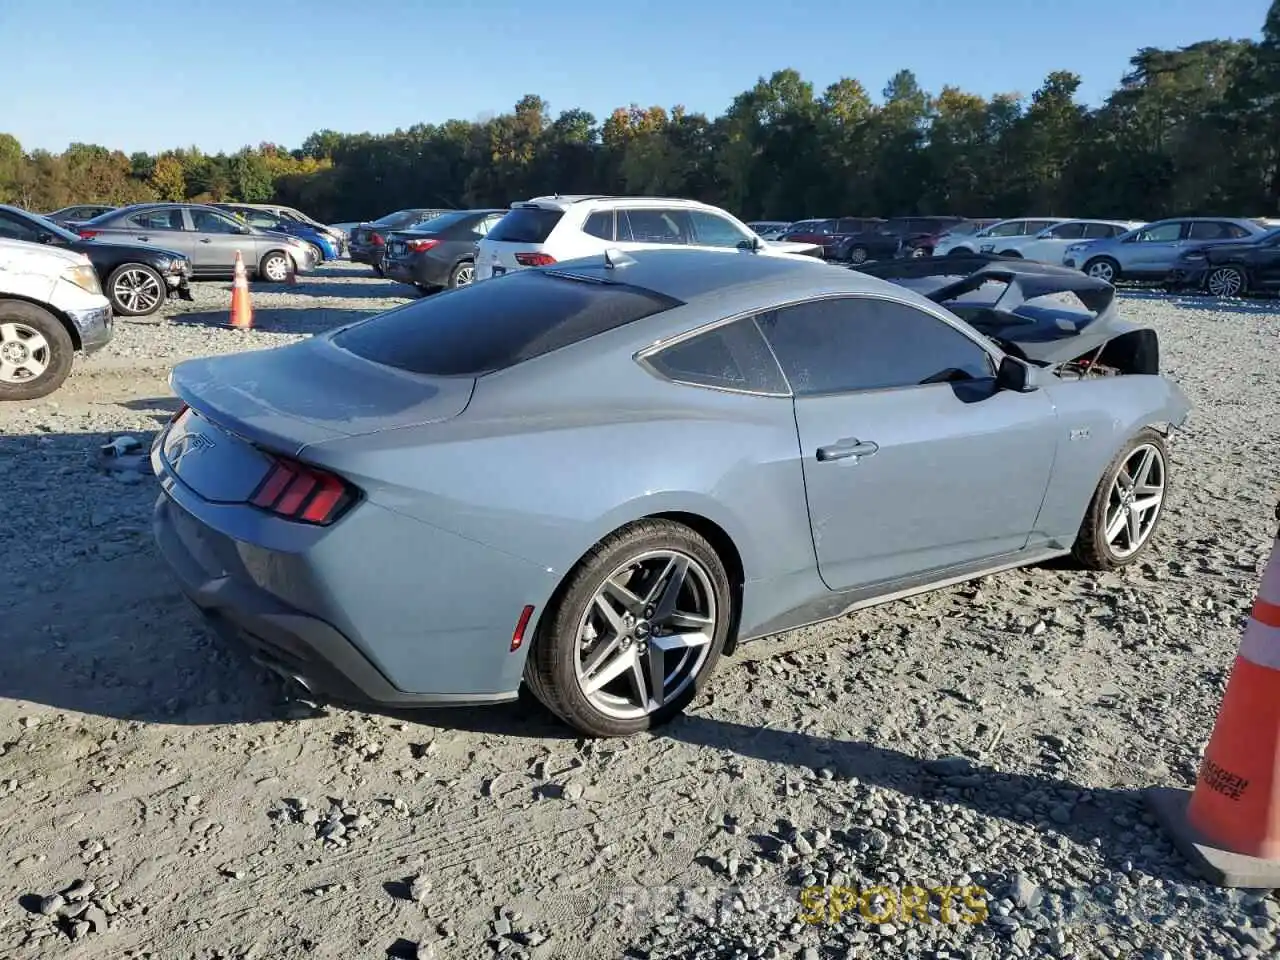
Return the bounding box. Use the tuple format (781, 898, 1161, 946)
(603, 248, 636, 269)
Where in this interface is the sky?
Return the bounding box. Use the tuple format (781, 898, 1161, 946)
(1, 0, 1272, 156)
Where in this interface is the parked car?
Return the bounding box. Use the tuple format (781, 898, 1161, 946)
(746, 221, 793, 239)
(1062, 217, 1278, 284)
(1165, 226, 1280, 298)
(0, 238, 112, 401)
(77, 203, 317, 282)
(832, 216, 968, 264)
(214, 203, 342, 262)
(0, 204, 193, 317)
(233, 204, 348, 254)
(382, 209, 507, 292)
(782, 218, 886, 260)
(924, 218, 1002, 256)
(150, 246, 1189, 738)
(43, 204, 117, 229)
(349, 209, 454, 275)
(934, 218, 1069, 257)
(983, 220, 1145, 263)
(474, 196, 820, 282)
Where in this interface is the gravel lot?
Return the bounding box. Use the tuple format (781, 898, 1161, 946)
(1, 263, 1278, 960)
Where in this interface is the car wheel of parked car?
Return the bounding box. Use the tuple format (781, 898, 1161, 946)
(259, 251, 291, 283)
(909, 246, 929, 258)
(0, 300, 75, 402)
(946, 247, 973, 257)
(306, 243, 325, 264)
(1071, 427, 1169, 571)
(106, 263, 166, 317)
(846, 246, 869, 265)
(448, 261, 475, 289)
(1205, 265, 1246, 298)
(1083, 257, 1120, 284)
(525, 519, 732, 738)
(998, 250, 1023, 258)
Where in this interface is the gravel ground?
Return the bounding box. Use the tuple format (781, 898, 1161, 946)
(1, 264, 1278, 960)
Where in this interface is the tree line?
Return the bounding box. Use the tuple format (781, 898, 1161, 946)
(2, 3, 1278, 225)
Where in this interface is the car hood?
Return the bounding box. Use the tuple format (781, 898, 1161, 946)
(0, 237, 89, 273)
(763, 239, 823, 255)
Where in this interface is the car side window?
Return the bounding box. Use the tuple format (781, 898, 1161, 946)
(582, 211, 614, 241)
(244, 212, 279, 228)
(1227, 223, 1253, 239)
(1047, 223, 1087, 240)
(129, 209, 183, 231)
(0, 212, 40, 242)
(190, 209, 242, 233)
(619, 209, 689, 244)
(474, 214, 504, 238)
(688, 210, 751, 248)
(756, 296, 995, 396)
(1135, 222, 1184, 242)
(1082, 223, 1118, 239)
(1187, 221, 1234, 241)
(644, 316, 788, 394)
(985, 221, 1023, 238)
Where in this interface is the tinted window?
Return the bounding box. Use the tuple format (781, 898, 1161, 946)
(985, 221, 1025, 238)
(583, 211, 613, 240)
(1025, 220, 1059, 233)
(756, 297, 994, 396)
(488, 207, 564, 243)
(128, 209, 183, 230)
(645, 317, 787, 394)
(373, 209, 423, 228)
(0, 212, 40, 242)
(333, 271, 681, 376)
(409, 211, 473, 234)
(619, 208, 691, 244)
(1227, 223, 1253, 239)
(1136, 222, 1183, 242)
(1083, 223, 1120, 239)
(191, 209, 243, 233)
(474, 213, 504, 237)
(1187, 221, 1236, 241)
(1047, 223, 1087, 240)
(688, 210, 751, 248)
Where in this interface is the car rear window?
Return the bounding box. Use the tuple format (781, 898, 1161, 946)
(332, 271, 682, 377)
(488, 207, 564, 243)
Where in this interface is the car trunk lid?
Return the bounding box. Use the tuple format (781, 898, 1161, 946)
(163, 335, 475, 502)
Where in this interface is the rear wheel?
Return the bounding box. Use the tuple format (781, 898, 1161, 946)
(0, 301, 75, 402)
(106, 263, 166, 317)
(846, 245, 869, 265)
(306, 242, 325, 264)
(997, 249, 1023, 258)
(1205, 265, 1246, 298)
(525, 519, 732, 738)
(1072, 428, 1169, 571)
(947, 247, 972, 257)
(448, 260, 475, 289)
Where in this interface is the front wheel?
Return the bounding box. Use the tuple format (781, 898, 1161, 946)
(946, 247, 972, 257)
(306, 242, 325, 264)
(1072, 428, 1170, 571)
(909, 246, 930, 259)
(258, 251, 291, 283)
(107, 263, 166, 317)
(1083, 257, 1120, 284)
(1205, 265, 1246, 298)
(997, 250, 1023, 258)
(524, 519, 732, 737)
(0, 300, 75, 402)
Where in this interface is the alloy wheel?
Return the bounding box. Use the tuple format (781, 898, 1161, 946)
(848, 247, 868, 265)
(1104, 443, 1166, 559)
(0, 322, 50, 384)
(1206, 267, 1244, 298)
(453, 263, 475, 287)
(112, 268, 162, 314)
(264, 255, 289, 282)
(574, 550, 718, 721)
(1086, 260, 1116, 283)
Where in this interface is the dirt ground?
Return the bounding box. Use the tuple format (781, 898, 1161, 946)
(1, 265, 1278, 960)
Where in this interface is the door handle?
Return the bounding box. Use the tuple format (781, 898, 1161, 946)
(199, 238, 212, 243)
(136, 235, 150, 241)
(816, 439, 879, 462)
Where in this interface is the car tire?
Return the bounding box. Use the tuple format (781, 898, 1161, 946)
(258, 251, 291, 283)
(372, 262, 385, 277)
(106, 263, 166, 317)
(524, 519, 733, 738)
(997, 250, 1023, 258)
(846, 245, 870, 265)
(1071, 427, 1170, 571)
(448, 260, 475, 289)
(1205, 265, 1247, 298)
(0, 300, 75, 402)
(909, 246, 930, 258)
(946, 247, 972, 257)
(306, 242, 325, 264)
(1082, 256, 1120, 284)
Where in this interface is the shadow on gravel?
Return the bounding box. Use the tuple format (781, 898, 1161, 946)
(165, 306, 383, 336)
(665, 714, 1201, 886)
(1118, 288, 1279, 315)
(280, 278, 419, 300)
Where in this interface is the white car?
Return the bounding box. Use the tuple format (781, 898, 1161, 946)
(474, 196, 821, 281)
(0, 238, 113, 401)
(985, 219, 1146, 264)
(934, 217, 1068, 257)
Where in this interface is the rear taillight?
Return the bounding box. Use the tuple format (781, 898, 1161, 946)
(78, 229, 99, 239)
(514, 252, 556, 267)
(249, 455, 358, 525)
(371, 232, 385, 247)
(406, 238, 440, 252)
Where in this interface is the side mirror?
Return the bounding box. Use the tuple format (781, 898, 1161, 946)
(237, 225, 252, 235)
(37, 232, 54, 244)
(737, 237, 762, 253)
(996, 355, 1037, 393)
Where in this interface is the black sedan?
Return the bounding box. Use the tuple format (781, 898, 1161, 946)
(349, 208, 454, 274)
(0, 205, 193, 317)
(382, 209, 507, 292)
(1165, 227, 1280, 298)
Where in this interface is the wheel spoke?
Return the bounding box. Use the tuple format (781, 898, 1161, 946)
(652, 630, 712, 653)
(1132, 494, 1162, 514)
(1126, 507, 1142, 547)
(666, 610, 714, 630)
(0, 359, 16, 382)
(0, 322, 19, 343)
(1105, 505, 1128, 544)
(646, 555, 689, 622)
(644, 646, 666, 707)
(1133, 448, 1156, 488)
(582, 644, 635, 696)
(602, 576, 645, 616)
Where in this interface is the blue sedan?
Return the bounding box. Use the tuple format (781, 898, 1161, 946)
(149, 248, 1190, 737)
(215, 204, 341, 261)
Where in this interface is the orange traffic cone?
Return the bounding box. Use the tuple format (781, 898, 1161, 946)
(1146, 500, 1280, 887)
(230, 250, 253, 330)
(285, 254, 298, 286)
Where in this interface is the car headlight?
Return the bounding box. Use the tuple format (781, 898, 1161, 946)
(62, 263, 102, 295)
(152, 256, 172, 271)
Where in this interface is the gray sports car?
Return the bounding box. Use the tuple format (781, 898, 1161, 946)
(150, 247, 1191, 738)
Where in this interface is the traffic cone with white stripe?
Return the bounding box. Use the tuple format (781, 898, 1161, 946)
(1146, 500, 1280, 887)
(229, 250, 253, 330)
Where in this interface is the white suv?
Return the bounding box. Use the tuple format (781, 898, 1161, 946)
(473, 196, 821, 281)
(0, 238, 113, 401)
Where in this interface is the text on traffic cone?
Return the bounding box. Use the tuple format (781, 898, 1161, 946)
(230, 250, 253, 330)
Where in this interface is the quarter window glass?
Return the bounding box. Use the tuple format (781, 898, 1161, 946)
(1048, 223, 1087, 239)
(583, 211, 613, 240)
(1083, 223, 1118, 238)
(646, 317, 787, 394)
(619, 209, 691, 244)
(757, 297, 994, 396)
(985, 221, 1024, 237)
(0, 214, 39, 242)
